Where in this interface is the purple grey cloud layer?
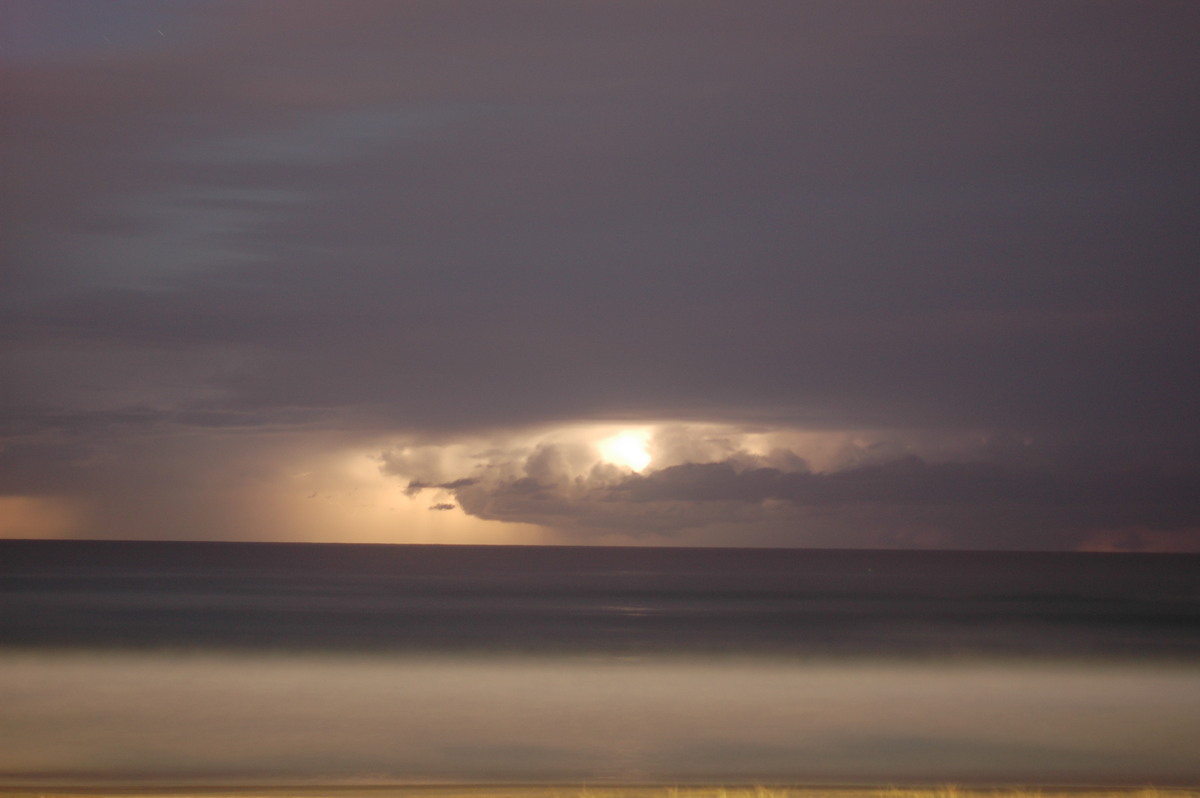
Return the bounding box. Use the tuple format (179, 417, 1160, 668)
(3, 1, 1199, 548)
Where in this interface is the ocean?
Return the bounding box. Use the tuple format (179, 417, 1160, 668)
(2, 541, 1198, 787)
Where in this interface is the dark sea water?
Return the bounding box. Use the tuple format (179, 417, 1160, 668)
(2, 541, 1199, 786)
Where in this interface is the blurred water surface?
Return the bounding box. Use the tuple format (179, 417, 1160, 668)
(2, 541, 1198, 785)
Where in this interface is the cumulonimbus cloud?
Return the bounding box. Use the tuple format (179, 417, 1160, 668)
(383, 425, 1200, 549)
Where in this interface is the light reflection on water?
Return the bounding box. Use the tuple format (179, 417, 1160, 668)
(2, 650, 1198, 786)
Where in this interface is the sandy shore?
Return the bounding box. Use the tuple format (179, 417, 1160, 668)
(2, 786, 1199, 798)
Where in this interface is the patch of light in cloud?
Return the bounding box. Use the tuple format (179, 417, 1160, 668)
(380, 421, 955, 495)
(597, 428, 652, 472)
(371, 421, 1042, 545)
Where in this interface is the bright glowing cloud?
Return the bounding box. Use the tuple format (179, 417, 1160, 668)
(597, 429, 652, 472)
(378, 421, 994, 502)
(2, 416, 1197, 549)
(365, 420, 1200, 549)
(374, 422, 994, 544)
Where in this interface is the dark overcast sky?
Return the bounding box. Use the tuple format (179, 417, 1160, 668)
(3, 0, 1199, 550)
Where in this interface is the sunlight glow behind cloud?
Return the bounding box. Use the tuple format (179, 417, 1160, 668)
(598, 429, 652, 472)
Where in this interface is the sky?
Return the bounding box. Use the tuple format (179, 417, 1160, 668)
(2, 0, 1199, 550)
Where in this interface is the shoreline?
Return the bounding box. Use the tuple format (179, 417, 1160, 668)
(3, 786, 1200, 798)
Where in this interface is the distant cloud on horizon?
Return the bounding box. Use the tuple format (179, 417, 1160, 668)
(384, 423, 1200, 551)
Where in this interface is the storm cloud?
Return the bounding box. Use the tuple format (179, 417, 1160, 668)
(2, 1, 1199, 549)
(389, 431, 1200, 549)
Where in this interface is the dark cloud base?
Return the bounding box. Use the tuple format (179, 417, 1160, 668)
(393, 438, 1200, 550)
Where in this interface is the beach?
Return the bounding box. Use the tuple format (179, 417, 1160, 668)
(3, 787, 1200, 798)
